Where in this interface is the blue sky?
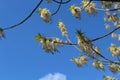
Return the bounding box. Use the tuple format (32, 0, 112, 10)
(0, 0, 120, 80)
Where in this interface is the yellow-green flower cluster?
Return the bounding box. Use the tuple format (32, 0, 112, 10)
(104, 13, 119, 22)
(57, 20, 68, 36)
(114, 3, 120, 11)
(110, 33, 120, 41)
(108, 43, 120, 56)
(93, 47, 101, 56)
(92, 61, 104, 70)
(71, 55, 87, 67)
(69, 5, 81, 19)
(100, 1, 113, 8)
(76, 30, 93, 55)
(81, 0, 96, 15)
(102, 75, 116, 80)
(34, 33, 63, 54)
(109, 64, 120, 73)
(38, 8, 51, 22)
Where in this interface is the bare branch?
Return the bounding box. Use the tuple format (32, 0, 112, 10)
(92, 27, 120, 42)
(53, 0, 71, 4)
(52, 0, 62, 16)
(3, 0, 44, 30)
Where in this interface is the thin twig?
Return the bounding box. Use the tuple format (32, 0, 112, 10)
(53, 0, 71, 4)
(92, 27, 120, 42)
(109, 8, 120, 11)
(52, 0, 62, 16)
(91, 46, 120, 65)
(65, 35, 82, 52)
(3, 0, 43, 30)
(81, 0, 93, 10)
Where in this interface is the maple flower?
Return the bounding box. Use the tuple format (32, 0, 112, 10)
(101, 1, 112, 8)
(76, 30, 93, 56)
(71, 55, 87, 67)
(108, 64, 119, 73)
(108, 43, 120, 56)
(102, 75, 116, 80)
(38, 8, 51, 22)
(34, 33, 63, 54)
(69, 5, 81, 19)
(105, 13, 119, 22)
(81, 0, 96, 15)
(57, 20, 68, 36)
(79, 55, 87, 64)
(92, 61, 104, 70)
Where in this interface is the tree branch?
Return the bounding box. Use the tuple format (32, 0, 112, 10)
(53, 0, 71, 4)
(92, 27, 120, 42)
(91, 46, 120, 65)
(3, 0, 43, 30)
(52, 0, 62, 16)
(54, 39, 120, 65)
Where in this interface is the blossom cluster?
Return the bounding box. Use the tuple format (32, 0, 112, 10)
(57, 20, 68, 36)
(108, 63, 120, 73)
(104, 13, 119, 22)
(81, 0, 96, 15)
(76, 30, 93, 56)
(100, 1, 113, 8)
(111, 33, 120, 42)
(102, 75, 116, 80)
(69, 5, 81, 19)
(92, 61, 104, 70)
(34, 33, 63, 54)
(38, 8, 51, 22)
(108, 43, 120, 56)
(103, 9, 120, 43)
(71, 55, 87, 67)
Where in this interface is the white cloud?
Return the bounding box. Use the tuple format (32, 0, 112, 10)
(39, 73, 67, 80)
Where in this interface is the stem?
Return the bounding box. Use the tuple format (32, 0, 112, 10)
(3, 0, 44, 30)
(52, 0, 62, 16)
(92, 27, 120, 42)
(53, 0, 71, 4)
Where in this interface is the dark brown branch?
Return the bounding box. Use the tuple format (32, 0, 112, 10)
(52, 0, 62, 16)
(82, 0, 93, 9)
(91, 46, 120, 65)
(109, 8, 120, 11)
(83, 0, 120, 12)
(92, 27, 120, 42)
(53, 0, 71, 4)
(55, 39, 120, 65)
(3, 0, 43, 30)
